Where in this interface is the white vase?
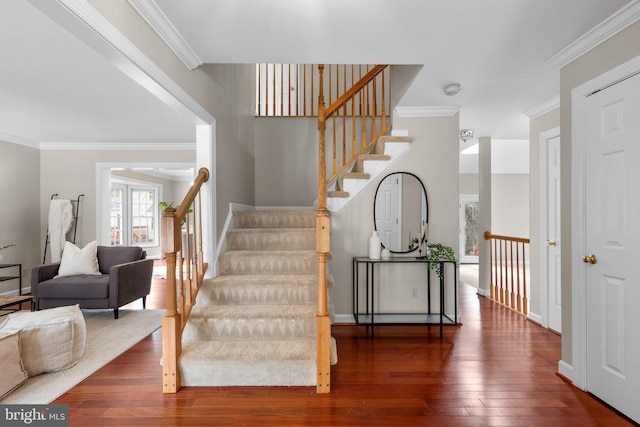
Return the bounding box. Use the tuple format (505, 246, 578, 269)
(368, 231, 381, 259)
(381, 248, 391, 260)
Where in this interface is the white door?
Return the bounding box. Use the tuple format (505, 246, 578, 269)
(375, 174, 401, 251)
(584, 72, 640, 423)
(544, 135, 562, 333)
(459, 195, 479, 264)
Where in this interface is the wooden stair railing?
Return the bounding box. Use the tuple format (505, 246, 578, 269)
(483, 231, 530, 316)
(316, 64, 390, 393)
(161, 167, 209, 393)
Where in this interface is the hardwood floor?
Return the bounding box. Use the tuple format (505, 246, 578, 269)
(51, 266, 636, 426)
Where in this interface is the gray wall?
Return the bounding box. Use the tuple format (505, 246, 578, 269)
(329, 114, 459, 317)
(0, 141, 40, 293)
(560, 20, 640, 366)
(254, 117, 317, 206)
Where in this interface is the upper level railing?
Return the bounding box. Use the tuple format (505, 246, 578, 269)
(161, 167, 209, 393)
(484, 231, 530, 316)
(315, 64, 390, 393)
(256, 64, 390, 119)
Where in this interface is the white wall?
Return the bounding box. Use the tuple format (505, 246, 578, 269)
(329, 113, 459, 318)
(491, 174, 529, 238)
(0, 141, 40, 293)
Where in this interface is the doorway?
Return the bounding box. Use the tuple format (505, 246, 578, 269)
(572, 59, 640, 424)
(459, 194, 479, 264)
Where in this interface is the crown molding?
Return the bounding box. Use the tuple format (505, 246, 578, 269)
(525, 95, 560, 119)
(394, 106, 460, 118)
(127, 0, 202, 70)
(545, 0, 640, 70)
(39, 142, 196, 151)
(0, 132, 40, 149)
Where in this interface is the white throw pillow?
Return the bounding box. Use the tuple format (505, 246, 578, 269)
(56, 240, 100, 278)
(0, 330, 28, 398)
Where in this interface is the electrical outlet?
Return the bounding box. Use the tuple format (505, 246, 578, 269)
(410, 288, 418, 298)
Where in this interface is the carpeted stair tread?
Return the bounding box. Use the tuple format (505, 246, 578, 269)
(179, 340, 317, 386)
(218, 250, 317, 275)
(227, 228, 315, 250)
(233, 209, 316, 229)
(196, 275, 318, 305)
(183, 304, 316, 341)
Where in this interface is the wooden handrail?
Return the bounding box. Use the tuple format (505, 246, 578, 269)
(484, 231, 529, 315)
(161, 167, 209, 393)
(325, 65, 387, 118)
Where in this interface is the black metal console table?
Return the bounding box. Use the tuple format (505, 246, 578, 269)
(352, 257, 457, 338)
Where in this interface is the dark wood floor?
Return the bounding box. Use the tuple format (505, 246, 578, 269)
(47, 267, 636, 427)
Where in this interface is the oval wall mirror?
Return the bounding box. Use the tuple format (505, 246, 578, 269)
(373, 172, 428, 253)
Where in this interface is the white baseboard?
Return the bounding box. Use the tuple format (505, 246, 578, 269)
(558, 359, 573, 383)
(527, 311, 542, 325)
(1, 286, 31, 296)
(476, 287, 491, 297)
(332, 314, 356, 324)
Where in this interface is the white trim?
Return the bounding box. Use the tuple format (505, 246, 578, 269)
(539, 126, 560, 330)
(40, 142, 195, 151)
(527, 311, 542, 325)
(394, 106, 460, 118)
(333, 314, 356, 324)
(546, 0, 640, 70)
(0, 132, 39, 149)
(127, 0, 202, 70)
(95, 162, 195, 247)
(558, 360, 573, 382)
(476, 287, 490, 297)
(525, 96, 560, 119)
(216, 203, 255, 263)
(570, 52, 640, 392)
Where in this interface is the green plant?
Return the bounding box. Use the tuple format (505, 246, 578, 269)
(408, 237, 420, 251)
(425, 243, 457, 279)
(159, 202, 193, 226)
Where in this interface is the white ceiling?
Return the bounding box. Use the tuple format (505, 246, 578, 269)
(0, 0, 636, 147)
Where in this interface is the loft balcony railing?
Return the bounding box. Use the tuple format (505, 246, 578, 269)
(484, 231, 530, 316)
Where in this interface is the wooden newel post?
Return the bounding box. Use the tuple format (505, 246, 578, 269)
(161, 207, 182, 393)
(316, 64, 331, 393)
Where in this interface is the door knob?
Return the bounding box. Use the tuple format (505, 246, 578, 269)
(546, 240, 556, 247)
(582, 254, 597, 264)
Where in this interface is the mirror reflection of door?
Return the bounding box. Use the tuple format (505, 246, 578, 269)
(375, 174, 402, 250)
(374, 172, 428, 253)
(459, 194, 479, 263)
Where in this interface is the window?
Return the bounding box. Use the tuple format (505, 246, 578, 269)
(110, 182, 159, 247)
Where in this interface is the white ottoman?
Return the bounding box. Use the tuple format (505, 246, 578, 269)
(0, 304, 86, 376)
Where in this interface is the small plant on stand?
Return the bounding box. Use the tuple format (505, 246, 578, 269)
(425, 243, 457, 279)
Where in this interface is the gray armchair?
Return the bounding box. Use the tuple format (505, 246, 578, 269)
(32, 246, 153, 319)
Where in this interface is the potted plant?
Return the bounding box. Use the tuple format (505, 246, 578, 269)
(425, 243, 457, 279)
(0, 244, 16, 264)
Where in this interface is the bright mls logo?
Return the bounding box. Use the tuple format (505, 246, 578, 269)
(1, 405, 69, 426)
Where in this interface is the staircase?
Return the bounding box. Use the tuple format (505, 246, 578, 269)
(326, 133, 412, 212)
(178, 209, 335, 386)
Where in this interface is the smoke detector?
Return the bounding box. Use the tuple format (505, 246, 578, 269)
(444, 83, 461, 96)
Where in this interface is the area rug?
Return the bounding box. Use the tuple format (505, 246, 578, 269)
(0, 308, 164, 404)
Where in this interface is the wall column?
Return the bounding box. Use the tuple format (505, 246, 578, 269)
(478, 136, 492, 296)
(196, 123, 216, 278)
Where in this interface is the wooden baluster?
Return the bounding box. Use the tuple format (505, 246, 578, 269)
(515, 242, 522, 313)
(499, 239, 504, 304)
(257, 64, 262, 116)
(488, 235, 494, 300)
(522, 241, 528, 315)
(351, 66, 356, 154)
(509, 240, 514, 309)
(371, 78, 378, 140)
(381, 67, 387, 131)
